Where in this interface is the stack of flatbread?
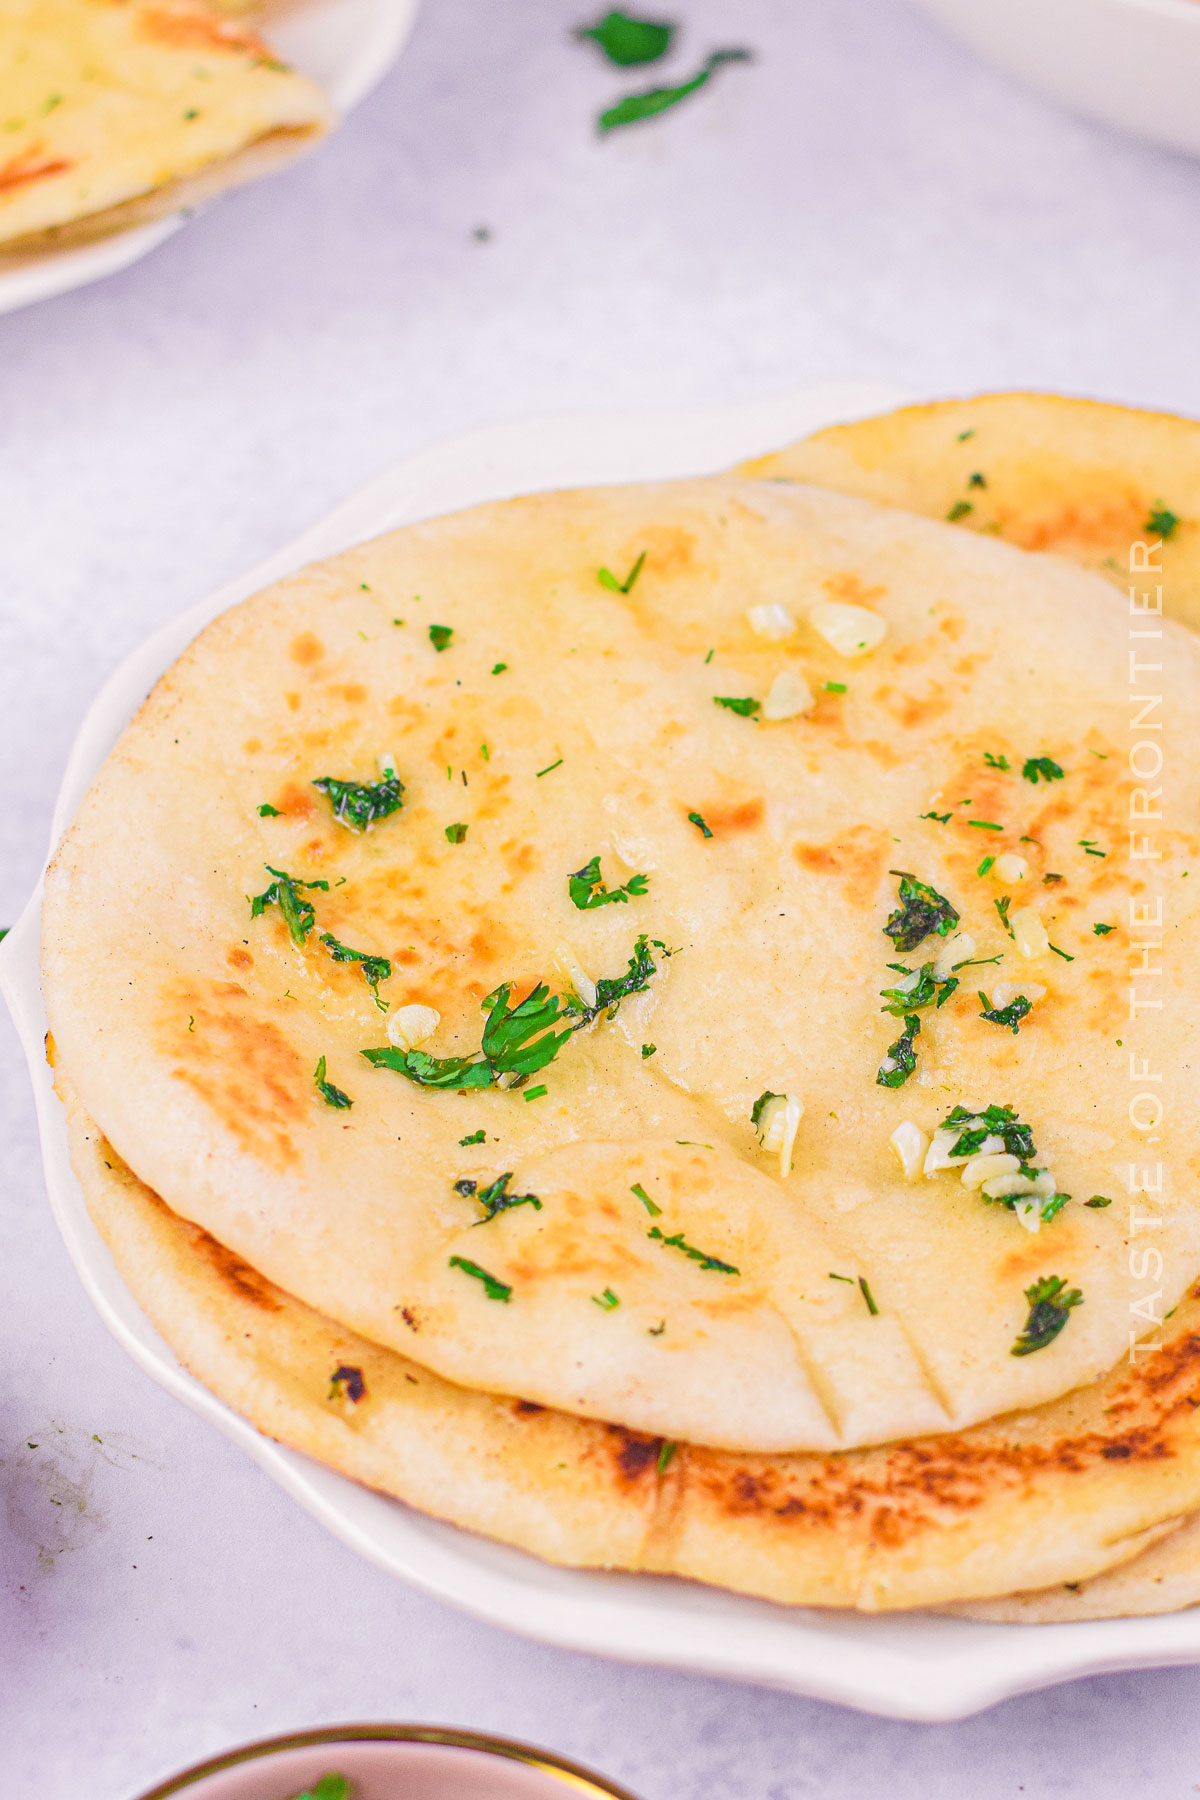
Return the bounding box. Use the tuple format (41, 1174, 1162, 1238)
(40, 393, 1200, 1622)
(0, 0, 331, 258)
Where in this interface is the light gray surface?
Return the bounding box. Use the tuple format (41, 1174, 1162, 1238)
(3, 0, 1200, 1793)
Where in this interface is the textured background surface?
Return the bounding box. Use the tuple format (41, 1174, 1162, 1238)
(4, 1, 1200, 1794)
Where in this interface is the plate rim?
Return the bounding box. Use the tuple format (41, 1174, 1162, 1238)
(7, 380, 1200, 1722)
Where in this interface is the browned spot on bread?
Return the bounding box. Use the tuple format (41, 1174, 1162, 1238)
(226, 948, 254, 970)
(823, 571, 887, 608)
(399, 1306, 420, 1331)
(874, 681, 951, 731)
(513, 1399, 545, 1417)
(164, 981, 305, 1168)
(938, 612, 967, 641)
(641, 525, 698, 577)
(1009, 492, 1148, 558)
(137, 1, 269, 55)
(243, 738, 262, 754)
(289, 631, 325, 666)
(285, 692, 301, 712)
(794, 823, 891, 907)
(693, 798, 764, 837)
(45, 1032, 58, 1069)
(333, 682, 367, 705)
(189, 1221, 285, 1312)
(607, 1426, 664, 1485)
(0, 148, 73, 193)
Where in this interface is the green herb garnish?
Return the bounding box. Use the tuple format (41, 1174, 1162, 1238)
(1079, 839, 1105, 857)
(946, 500, 973, 522)
(598, 47, 750, 132)
(597, 550, 646, 593)
(688, 810, 713, 838)
(943, 1102, 1034, 1163)
(445, 822, 469, 844)
(312, 770, 405, 831)
(577, 9, 673, 64)
(641, 1043, 656, 1058)
(657, 1439, 678, 1474)
(428, 624, 454, 652)
(968, 819, 1003, 831)
(1086, 1195, 1112, 1208)
(536, 757, 563, 778)
(492, 661, 508, 674)
(568, 854, 649, 909)
(822, 680, 847, 694)
(592, 1287, 621, 1310)
(631, 1181, 661, 1217)
(248, 865, 330, 946)
(977, 855, 995, 877)
(883, 871, 960, 951)
(565, 933, 660, 1026)
(879, 962, 957, 1015)
(983, 751, 1009, 770)
(978, 991, 1032, 1034)
(1093, 923, 1115, 936)
(995, 895, 1014, 937)
(1011, 1275, 1083, 1356)
(859, 1276, 879, 1316)
(1144, 504, 1180, 540)
(257, 802, 281, 817)
(921, 810, 952, 824)
(313, 1056, 352, 1109)
(713, 695, 760, 717)
(967, 471, 988, 489)
(1022, 756, 1064, 785)
(876, 1014, 920, 1088)
(454, 1171, 542, 1223)
(648, 1225, 739, 1275)
(459, 1129, 486, 1146)
(293, 1777, 351, 1800)
(319, 931, 391, 994)
(449, 1255, 512, 1302)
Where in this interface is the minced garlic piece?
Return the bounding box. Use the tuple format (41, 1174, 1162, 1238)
(554, 945, 597, 1010)
(754, 1092, 804, 1178)
(387, 1004, 441, 1051)
(807, 601, 887, 658)
(747, 602, 797, 640)
(990, 981, 1046, 1011)
(933, 932, 974, 981)
(761, 670, 814, 721)
(993, 853, 1028, 884)
(1012, 906, 1050, 959)
(960, 1152, 1020, 1189)
(889, 1121, 928, 1181)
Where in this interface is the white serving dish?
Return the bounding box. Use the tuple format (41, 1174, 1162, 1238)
(0, 0, 421, 317)
(911, 0, 1200, 160)
(6, 382, 1200, 1722)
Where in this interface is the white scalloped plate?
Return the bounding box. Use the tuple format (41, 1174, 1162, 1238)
(0, 0, 420, 316)
(7, 382, 1200, 1720)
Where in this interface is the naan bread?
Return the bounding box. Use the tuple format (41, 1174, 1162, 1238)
(947, 1513, 1200, 1623)
(61, 1079, 1200, 1613)
(740, 393, 1200, 632)
(0, 0, 330, 252)
(42, 477, 1200, 1452)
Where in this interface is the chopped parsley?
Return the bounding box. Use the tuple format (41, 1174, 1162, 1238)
(597, 550, 646, 593)
(592, 1287, 621, 1310)
(248, 865, 329, 946)
(449, 1255, 512, 1302)
(631, 1181, 661, 1217)
(714, 695, 760, 717)
(312, 770, 405, 831)
(858, 1276, 879, 1316)
(445, 822, 469, 843)
(943, 1102, 1034, 1163)
(1144, 504, 1180, 540)
(313, 1056, 352, 1109)
(1079, 839, 1106, 857)
(876, 1014, 920, 1088)
(598, 48, 751, 132)
(977, 855, 995, 878)
(956, 428, 976, 442)
(750, 1090, 781, 1129)
(822, 680, 847, 694)
(1093, 923, 1115, 936)
(577, 9, 673, 64)
(454, 1171, 542, 1222)
(879, 961, 957, 1015)
(1011, 1276, 1083, 1356)
(565, 933, 661, 1026)
(319, 932, 391, 994)
(968, 819, 1003, 831)
(657, 1439, 678, 1475)
(568, 854, 649, 909)
(978, 991, 1032, 1034)
(983, 751, 1009, 770)
(492, 662, 508, 674)
(641, 1042, 657, 1058)
(294, 1778, 350, 1800)
(946, 500, 973, 522)
(967, 471, 988, 489)
(257, 802, 281, 817)
(1043, 872, 1064, 887)
(1022, 756, 1064, 785)
(883, 871, 960, 951)
(1086, 1195, 1112, 1208)
(1048, 943, 1074, 961)
(921, 810, 952, 824)
(328, 1365, 366, 1403)
(648, 1225, 739, 1275)
(459, 1129, 486, 1146)
(687, 810, 713, 838)
(536, 757, 563, 778)
(995, 895, 1014, 937)
(524, 1084, 548, 1101)
(428, 624, 454, 652)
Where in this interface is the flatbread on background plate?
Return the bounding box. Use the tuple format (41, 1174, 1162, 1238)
(41, 476, 1200, 1453)
(946, 1513, 1200, 1623)
(0, 0, 331, 253)
(59, 1074, 1200, 1613)
(739, 393, 1200, 633)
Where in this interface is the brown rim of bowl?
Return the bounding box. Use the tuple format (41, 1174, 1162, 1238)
(130, 1724, 643, 1800)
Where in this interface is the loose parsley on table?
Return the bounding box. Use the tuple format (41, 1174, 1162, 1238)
(598, 48, 750, 132)
(876, 1014, 920, 1088)
(312, 769, 405, 831)
(568, 854, 649, 909)
(313, 1056, 352, 1109)
(249, 865, 329, 946)
(883, 871, 960, 951)
(1011, 1276, 1083, 1356)
(576, 9, 673, 65)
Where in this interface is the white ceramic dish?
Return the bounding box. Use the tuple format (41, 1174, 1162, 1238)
(0, 0, 421, 318)
(7, 382, 1200, 1722)
(911, 0, 1200, 160)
